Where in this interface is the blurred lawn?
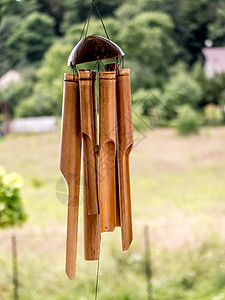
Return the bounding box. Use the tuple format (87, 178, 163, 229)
(0, 127, 225, 299)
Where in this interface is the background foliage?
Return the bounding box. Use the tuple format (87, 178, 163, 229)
(1, 0, 225, 132)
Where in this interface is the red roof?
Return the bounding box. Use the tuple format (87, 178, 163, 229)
(202, 47, 225, 74)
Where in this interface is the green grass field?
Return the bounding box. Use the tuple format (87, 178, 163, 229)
(0, 127, 225, 300)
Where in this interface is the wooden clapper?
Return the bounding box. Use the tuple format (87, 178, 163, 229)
(60, 34, 134, 280)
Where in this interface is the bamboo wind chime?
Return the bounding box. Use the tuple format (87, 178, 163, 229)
(60, 6, 133, 280)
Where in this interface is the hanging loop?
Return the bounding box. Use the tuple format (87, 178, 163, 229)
(80, 0, 110, 40)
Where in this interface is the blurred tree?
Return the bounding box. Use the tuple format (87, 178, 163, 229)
(36, 0, 64, 35)
(208, 2, 225, 45)
(0, 68, 36, 117)
(62, 0, 123, 32)
(192, 61, 225, 108)
(137, 0, 165, 12)
(0, 0, 38, 19)
(119, 11, 176, 90)
(16, 41, 72, 117)
(174, 0, 220, 64)
(2, 0, 225, 126)
(0, 15, 20, 76)
(115, 2, 139, 23)
(120, 12, 176, 67)
(161, 0, 182, 20)
(162, 64, 202, 119)
(115, 0, 180, 24)
(127, 59, 167, 91)
(7, 12, 55, 65)
(64, 23, 84, 45)
(35, 41, 72, 91)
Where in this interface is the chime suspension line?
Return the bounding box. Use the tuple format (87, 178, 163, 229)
(80, 0, 94, 40)
(93, 1, 110, 40)
(97, 60, 100, 73)
(72, 66, 77, 80)
(94, 244, 101, 300)
(85, 1, 94, 37)
(94, 60, 101, 300)
(120, 56, 125, 69)
(80, 0, 110, 41)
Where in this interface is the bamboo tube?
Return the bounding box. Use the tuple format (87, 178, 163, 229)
(60, 73, 81, 280)
(79, 70, 100, 260)
(116, 69, 133, 251)
(104, 63, 121, 227)
(92, 71, 98, 150)
(83, 158, 100, 260)
(99, 71, 117, 232)
(78, 70, 98, 215)
(92, 71, 99, 213)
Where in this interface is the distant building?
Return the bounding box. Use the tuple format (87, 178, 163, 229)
(202, 47, 225, 78)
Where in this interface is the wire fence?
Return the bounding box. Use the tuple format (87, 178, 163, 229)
(0, 221, 225, 300)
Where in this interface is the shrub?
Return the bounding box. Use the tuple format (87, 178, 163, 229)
(132, 88, 163, 128)
(0, 166, 27, 228)
(204, 103, 223, 125)
(15, 90, 60, 117)
(173, 105, 202, 136)
(163, 68, 202, 119)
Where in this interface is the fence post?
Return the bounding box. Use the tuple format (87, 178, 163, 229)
(144, 226, 153, 300)
(11, 235, 19, 300)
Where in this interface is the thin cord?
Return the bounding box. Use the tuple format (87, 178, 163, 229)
(93, 61, 98, 70)
(80, 0, 110, 40)
(85, 1, 94, 37)
(94, 236, 101, 300)
(98, 61, 100, 73)
(80, 0, 94, 40)
(120, 56, 125, 69)
(73, 67, 75, 81)
(93, 1, 110, 40)
(99, 60, 104, 69)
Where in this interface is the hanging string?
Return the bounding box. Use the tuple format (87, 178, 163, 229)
(80, 0, 110, 41)
(72, 65, 78, 78)
(120, 56, 125, 69)
(94, 247, 101, 300)
(99, 60, 105, 69)
(85, 1, 94, 37)
(80, 0, 94, 40)
(93, 1, 110, 40)
(73, 67, 75, 81)
(97, 60, 100, 73)
(93, 61, 98, 70)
